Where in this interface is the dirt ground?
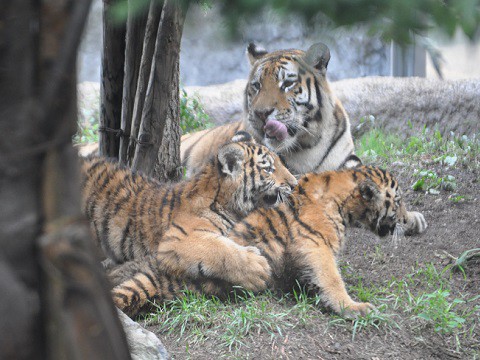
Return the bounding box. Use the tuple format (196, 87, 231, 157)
(148, 162, 479, 359)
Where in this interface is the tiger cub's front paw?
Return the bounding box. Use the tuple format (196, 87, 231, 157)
(227, 246, 271, 292)
(340, 301, 375, 319)
(405, 211, 427, 235)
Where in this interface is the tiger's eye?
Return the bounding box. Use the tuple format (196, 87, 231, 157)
(251, 82, 261, 91)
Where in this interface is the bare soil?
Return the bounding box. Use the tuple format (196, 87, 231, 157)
(148, 162, 480, 359)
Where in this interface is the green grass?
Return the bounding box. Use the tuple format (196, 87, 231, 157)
(145, 289, 313, 351)
(356, 125, 480, 171)
(74, 89, 212, 144)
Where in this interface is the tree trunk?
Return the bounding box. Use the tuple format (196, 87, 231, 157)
(0, 2, 45, 358)
(0, 0, 131, 358)
(99, 0, 126, 158)
(126, 0, 163, 165)
(118, 0, 148, 164)
(131, 0, 188, 181)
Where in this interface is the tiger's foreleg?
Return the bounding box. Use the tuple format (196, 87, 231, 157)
(155, 229, 272, 292)
(297, 241, 374, 318)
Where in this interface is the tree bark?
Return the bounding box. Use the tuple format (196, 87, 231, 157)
(0, 0, 132, 358)
(100, 0, 126, 158)
(131, 0, 188, 181)
(118, 0, 148, 164)
(126, 0, 163, 166)
(0, 2, 44, 358)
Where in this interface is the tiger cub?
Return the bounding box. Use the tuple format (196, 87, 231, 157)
(82, 139, 297, 293)
(108, 165, 426, 318)
(181, 42, 360, 177)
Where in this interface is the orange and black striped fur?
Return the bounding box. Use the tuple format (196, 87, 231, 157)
(108, 166, 426, 317)
(82, 140, 297, 297)
(181, 42, 360, 177)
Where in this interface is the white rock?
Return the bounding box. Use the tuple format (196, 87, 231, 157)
(117, 310, 169, 360)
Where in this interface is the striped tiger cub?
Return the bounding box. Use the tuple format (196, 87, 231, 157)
(108, 165, 426, 318)
(82, 138, 297, 295)
(181, 42, 360, 177)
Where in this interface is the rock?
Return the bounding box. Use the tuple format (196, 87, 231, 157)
(117, 310, 169, 360)
(77, 76, 480, 137)
(184, 79, 246, 125)
(332, 77, 480, 136)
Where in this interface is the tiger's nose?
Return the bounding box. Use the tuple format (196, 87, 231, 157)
(255, 108, 274, 121)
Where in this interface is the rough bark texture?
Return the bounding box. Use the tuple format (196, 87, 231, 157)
(0, 2, 45, 358)
(40, 223, 131, 360)
(100, 0, 126, 158)
(0, 0, 131, 358)
(126, 0, 163, 165)
(131, 0, 187, 181)
(118, 0, 148, 164)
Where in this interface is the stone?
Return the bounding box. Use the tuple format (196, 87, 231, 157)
(117, 310, 169, 360)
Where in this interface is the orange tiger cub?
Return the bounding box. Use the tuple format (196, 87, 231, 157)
(82, 139, 297, 293)
(108, 165, 427, 318)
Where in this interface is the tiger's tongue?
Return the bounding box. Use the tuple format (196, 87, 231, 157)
(264, 119, 288, 141)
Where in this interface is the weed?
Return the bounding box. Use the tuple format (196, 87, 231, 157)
(74, 108, 99, 144)
(409, 290, 466, 334)
(356, 124, 480, 170)
(74, 89, 212, 144)
(179, 89, 212, 134)
(411, 170, 456, 193)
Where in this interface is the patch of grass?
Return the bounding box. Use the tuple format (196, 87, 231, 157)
(146, 289, 299, 352)
(179, 89, 212, 134)
(408, 289, 466, 334)
(75, 108, 100, 144)
(356, 125, 480, 170)
(379, 263, 476, 344)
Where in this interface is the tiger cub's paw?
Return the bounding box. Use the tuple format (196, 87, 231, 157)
(404, 211, 427, 235)
(227, 246, 271, 292)
(340, 301, 376, 319)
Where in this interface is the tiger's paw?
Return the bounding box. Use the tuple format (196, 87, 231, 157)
(404, 211, 427, 235)
(226, 246, 272, 292)
(339, 301, 375, 319)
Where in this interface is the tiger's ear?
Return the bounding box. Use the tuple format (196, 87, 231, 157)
(218, 143, 245, 177)
(359, 179, 380, 201)
(247, 42, 268, 66)
(304, 43, 330, 75)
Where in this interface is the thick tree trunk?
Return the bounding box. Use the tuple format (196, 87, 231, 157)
(100, 0, 126, 158)
(131, 0, 188, 181)
(0, 1, 131, 358)
(126, 0, 163, 165)
(118, 0, 148, 164)
(0, 2, 45, 358)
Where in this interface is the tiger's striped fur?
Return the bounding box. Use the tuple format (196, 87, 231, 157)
(82, 140, 297, 295)
(108, 165, 427, 317)
(181, 42, 360, 177)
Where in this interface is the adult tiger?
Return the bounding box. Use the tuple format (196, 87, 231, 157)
(107, 165, 427, 318)
(81, 138, 297, 292)
(181, 42, 360, 177)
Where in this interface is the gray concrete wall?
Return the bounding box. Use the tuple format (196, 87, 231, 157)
(78, 1, 391, 85)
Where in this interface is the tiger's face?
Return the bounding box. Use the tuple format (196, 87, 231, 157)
(217, 141, 297, 215)
(354, 170, 413, 237)
(245, 43, 333, 154)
